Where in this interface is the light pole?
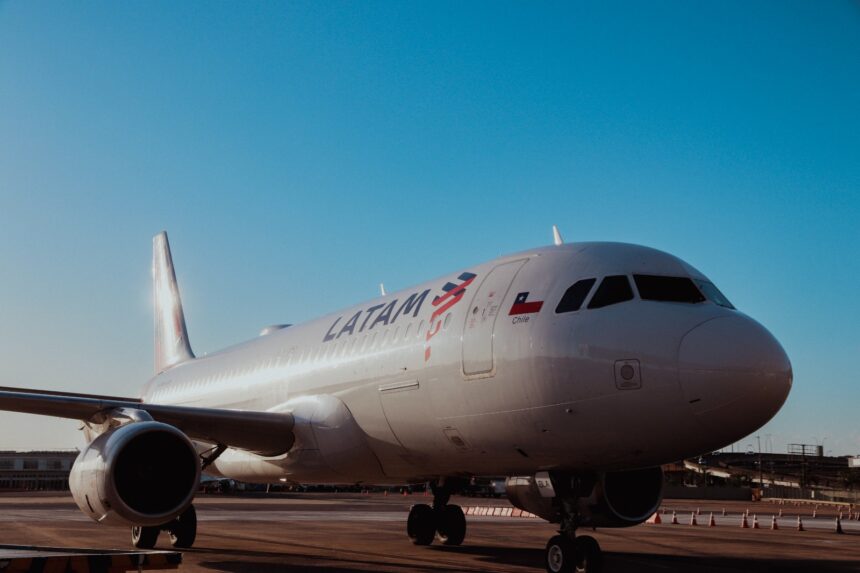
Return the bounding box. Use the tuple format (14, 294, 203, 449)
(757, 435, 763, 490)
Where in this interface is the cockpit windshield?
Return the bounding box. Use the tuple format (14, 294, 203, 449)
(693, 279, 735, 309)
(633, 275, 705, 304)
(555, 274, 736, 314)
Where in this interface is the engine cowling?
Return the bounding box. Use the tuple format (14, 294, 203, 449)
(69, 421, 200, 526)
(506, 467, 663, 528)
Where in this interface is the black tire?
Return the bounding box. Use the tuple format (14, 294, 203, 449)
(406, 504, 436, 546)
(167, 505, 197, 549)
(436, 504, 466, 546)
(545, 535, 575, 573)
(573, 536, 603, 573)
(131, 525, 159, 549)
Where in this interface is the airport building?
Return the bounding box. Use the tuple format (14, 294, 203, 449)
(0, 450, 79, 491)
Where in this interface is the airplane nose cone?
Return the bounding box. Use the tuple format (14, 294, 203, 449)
(679, 315, 792, 443)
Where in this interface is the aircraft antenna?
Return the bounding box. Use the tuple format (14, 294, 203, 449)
(552, 225, 564, 246)
(379, 283, 386, 296)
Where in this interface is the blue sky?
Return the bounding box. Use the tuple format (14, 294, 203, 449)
(0, 1, 858, 455)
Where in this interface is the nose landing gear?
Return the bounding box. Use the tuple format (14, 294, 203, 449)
(545, 534, 602, 573)
(405, 479, 467, 546)
(545, 495, 603, 573)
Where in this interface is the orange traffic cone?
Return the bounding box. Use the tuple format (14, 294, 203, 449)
(690, 512, 698, 526)
(741, 513, 749, 528)
(653, 511, 662, 524)
(708, 512, 716, 527)
(671, 510, 678, 525)
(753, 514, 760, 529)
(836, 516, 844, 534)
(797, 516, 804, 531)
(771, 515, 779, 530)
(384, 490, 388, 496)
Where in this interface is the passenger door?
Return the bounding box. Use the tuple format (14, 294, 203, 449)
(462, 259, 527, 376)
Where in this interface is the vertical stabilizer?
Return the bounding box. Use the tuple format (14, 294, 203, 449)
(152, 232, 194, 373)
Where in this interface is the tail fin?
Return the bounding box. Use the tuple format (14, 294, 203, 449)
(152, 231, 194, 373)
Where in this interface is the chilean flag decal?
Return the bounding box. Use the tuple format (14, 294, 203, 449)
(509, 292, 544, 315)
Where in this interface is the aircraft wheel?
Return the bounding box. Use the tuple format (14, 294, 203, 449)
(436, 504, 466, 546)
(131, 525, 159, 549)
(572, 535, 603, 573)
(545, 535, 575, 573)
(167, 505, 197, 548)
(407, 503, 436, 546)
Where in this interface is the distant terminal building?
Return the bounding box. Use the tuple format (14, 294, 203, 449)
(0, 450, 79, 491)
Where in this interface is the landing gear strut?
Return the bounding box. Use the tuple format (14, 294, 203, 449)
(130, 504, 198, 549)
(406, 479, 466, 546)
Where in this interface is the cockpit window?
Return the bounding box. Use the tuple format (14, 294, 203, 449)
(588, 275, 634, 309)
(633, 275, 705, 304)
(556, 278, 596, 313)
(693, 279, 735, 309)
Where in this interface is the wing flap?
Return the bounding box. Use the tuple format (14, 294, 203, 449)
(0, 387, 294, 457)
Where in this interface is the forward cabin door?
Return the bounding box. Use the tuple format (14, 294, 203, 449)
(462, 259, 527, 376)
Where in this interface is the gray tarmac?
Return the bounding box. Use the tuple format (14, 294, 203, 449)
(2, 493, 859, 572)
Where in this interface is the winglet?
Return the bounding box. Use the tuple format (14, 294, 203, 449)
(153, 232, 194, 373)
(552, 225, 564, 246)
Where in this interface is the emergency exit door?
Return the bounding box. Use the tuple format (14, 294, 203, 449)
(462, 259, 527, 376)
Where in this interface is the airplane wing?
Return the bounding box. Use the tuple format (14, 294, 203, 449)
(0, 386, 294, 457)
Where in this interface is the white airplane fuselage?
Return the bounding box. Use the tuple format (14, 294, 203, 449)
(140, 242, 792, 485)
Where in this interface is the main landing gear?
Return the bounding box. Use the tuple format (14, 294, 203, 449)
(131, 505, 198, 549)
(406, 479, 466, 546)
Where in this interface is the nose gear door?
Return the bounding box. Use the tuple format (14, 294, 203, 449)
(462, 259, 527, 376)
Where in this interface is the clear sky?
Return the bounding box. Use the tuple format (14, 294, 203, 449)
(0, 2, 858, 456)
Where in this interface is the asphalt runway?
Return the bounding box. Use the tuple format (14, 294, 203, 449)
(2, 493, 859, 572)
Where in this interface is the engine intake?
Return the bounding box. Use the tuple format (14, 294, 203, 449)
(70, 421, 200, 526)
(506, 467, 663, 528)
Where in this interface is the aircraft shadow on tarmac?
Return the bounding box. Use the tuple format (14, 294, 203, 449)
(194, 544, 860, 573)
(441, 545, 860, 573)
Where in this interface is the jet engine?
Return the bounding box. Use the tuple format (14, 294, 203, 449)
(69, 421, 200, 527)
(506, 466, 663, 527)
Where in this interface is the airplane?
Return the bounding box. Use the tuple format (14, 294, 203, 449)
(0, 229, 792, 573)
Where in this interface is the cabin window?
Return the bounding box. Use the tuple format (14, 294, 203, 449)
(694, 279, 735, 309)
(634, 275, 705, 304)
(588, 275, 634, 309)
(556, 278, 596, 313)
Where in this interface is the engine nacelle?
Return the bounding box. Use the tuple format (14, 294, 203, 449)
(69, 421, 200, 527)
(506, 467, 663, 528)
